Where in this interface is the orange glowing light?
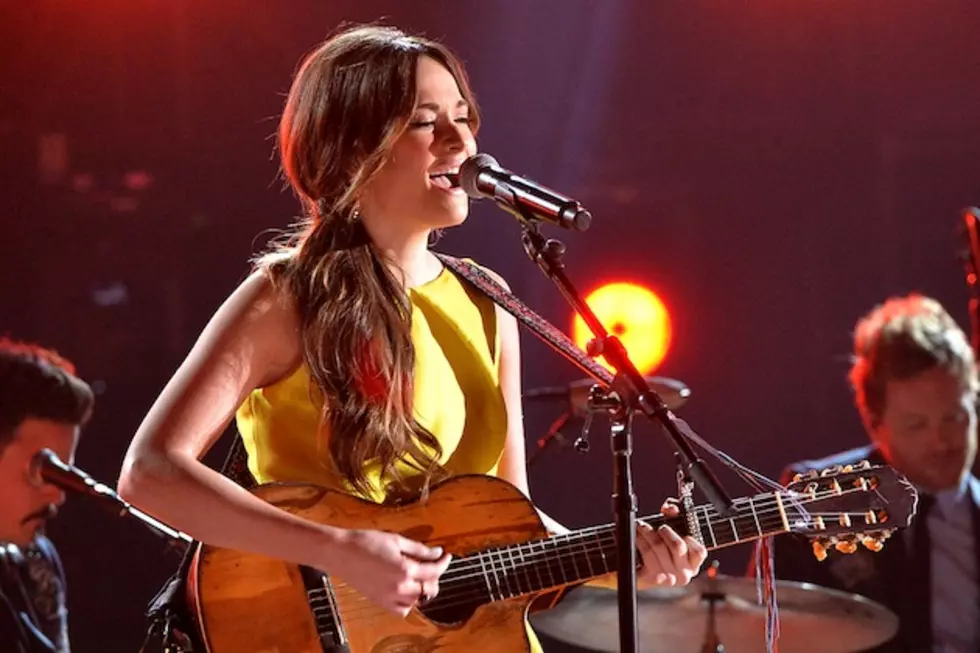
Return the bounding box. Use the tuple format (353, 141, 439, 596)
(572, 282, 672, 375)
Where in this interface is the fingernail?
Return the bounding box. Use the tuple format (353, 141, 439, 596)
(432, 546, 443, 556)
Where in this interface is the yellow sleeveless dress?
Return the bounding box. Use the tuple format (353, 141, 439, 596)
(236, 263, 544, 652)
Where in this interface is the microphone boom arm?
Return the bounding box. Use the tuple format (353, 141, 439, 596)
(36, 449, 192, 546)
(517, 223, 734, 515)
(510, 217, 733, 653)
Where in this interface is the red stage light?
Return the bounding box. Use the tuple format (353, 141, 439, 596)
(572, 282, 672, 375)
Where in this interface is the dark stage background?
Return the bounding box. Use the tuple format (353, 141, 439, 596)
(3, 1, 980, 651)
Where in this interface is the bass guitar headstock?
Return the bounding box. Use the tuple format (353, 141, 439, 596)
(783, 461, 917, 562)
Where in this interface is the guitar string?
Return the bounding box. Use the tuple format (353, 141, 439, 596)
(326, 481, 881, 608)
(322, 485, 890, 620)
(336, 482, 880, 589)
(321, 512, 795, 626)
(324, 508, 882, 624)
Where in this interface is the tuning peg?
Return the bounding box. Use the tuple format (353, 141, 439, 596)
(812, 539, 829, 562)
(821, 465, 843, 477)
(842, 464, 854, 473)
(834, 538, 859, 554)
(861, 535, 884, 552)
(856, 460, 872, 470)
(793, 469, 820, 483)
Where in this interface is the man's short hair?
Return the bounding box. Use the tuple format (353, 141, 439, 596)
(849, 294, 978, 428)
(0, 337, 94, 450)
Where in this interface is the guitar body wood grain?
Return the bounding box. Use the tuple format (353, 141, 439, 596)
(187, 475, 548, 653)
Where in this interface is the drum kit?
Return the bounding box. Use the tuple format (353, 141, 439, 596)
(529, 377, 901, 652)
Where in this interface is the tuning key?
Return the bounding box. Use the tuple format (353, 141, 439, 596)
(834, 538, 858, 554)
(812, 539, 829, 562)
(793, 469, 818, 483)
(861, 536, 884, 552)
(793, 469, 820, 483)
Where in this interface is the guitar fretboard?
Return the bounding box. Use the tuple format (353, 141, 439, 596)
(431, 492, 791, 607)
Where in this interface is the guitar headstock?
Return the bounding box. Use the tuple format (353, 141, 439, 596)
(784, 460, 917, 562)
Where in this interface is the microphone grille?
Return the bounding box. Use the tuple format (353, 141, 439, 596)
(459, 153, 499, 199)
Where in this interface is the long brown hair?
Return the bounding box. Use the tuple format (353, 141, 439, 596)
(257, 25, 481, 498)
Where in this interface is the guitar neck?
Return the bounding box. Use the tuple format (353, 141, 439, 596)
(442, 491, 792, 602)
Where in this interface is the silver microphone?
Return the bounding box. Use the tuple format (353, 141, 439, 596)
(459, 153, 592, 231)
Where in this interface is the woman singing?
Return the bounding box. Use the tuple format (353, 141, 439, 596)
(118, 23, 705, 651)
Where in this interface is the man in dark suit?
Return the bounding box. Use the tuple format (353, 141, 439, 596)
(0, 338, 94, 653)
(762, 294, 979, 653)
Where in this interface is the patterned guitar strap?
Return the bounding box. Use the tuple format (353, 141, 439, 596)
(436, 253, 615, 387)
(437, 253, 780, 653)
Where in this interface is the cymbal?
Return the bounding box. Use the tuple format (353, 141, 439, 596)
(530, 573, 898, 653)
(566, 376, 691, 416)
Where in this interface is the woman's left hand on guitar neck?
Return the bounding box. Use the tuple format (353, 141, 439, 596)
(635, 500, 707, 588)
(552, 500, 707, 591)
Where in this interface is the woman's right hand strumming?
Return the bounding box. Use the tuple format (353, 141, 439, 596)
(330, 530, 453, 616)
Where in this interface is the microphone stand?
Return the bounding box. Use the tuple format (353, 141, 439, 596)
(79, 483, 193, 548)
(38, 450, 192, 549)
(514, 219, 734, 653)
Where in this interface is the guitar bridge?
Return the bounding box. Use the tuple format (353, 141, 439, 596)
(299, 565, 350, 652)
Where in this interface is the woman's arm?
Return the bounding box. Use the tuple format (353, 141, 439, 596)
(117, 271, 449, 614)
(491, 281, 571, 535)
(119, 272, 319, 552)
(480, 267, 571, 535)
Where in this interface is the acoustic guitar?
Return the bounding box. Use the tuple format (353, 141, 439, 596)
(187, 462, 916, 652)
